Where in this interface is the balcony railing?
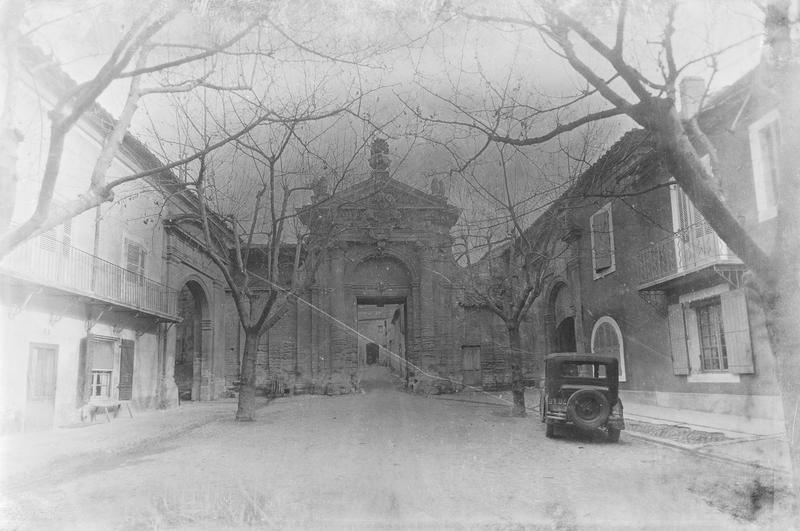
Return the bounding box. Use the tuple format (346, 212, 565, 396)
(634, 221, 742, 288)
(0, 233, 177, 318)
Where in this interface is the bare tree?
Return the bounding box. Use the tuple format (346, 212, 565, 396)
(0, 0, 272, 257)
(457, 141, 583, 416)
(423, 0, 800, 495)
(166, 92, 381, 419)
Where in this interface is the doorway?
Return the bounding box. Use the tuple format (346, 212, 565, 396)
(26, 344, 58, 431)
(357, 297, 406, 378)
(175, 281, 207, 401)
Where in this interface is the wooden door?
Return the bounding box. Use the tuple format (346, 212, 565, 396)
(26, 345, 58, 430)
(118, 339, 135, 400)
(462, 346, 481, 387)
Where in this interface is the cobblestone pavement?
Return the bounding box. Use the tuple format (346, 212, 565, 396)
(624, 419, 731, 445)
(1, 368, 794, 529)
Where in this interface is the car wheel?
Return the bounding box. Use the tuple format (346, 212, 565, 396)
(545, 422, 555, 438)
(607, 426, 621, 443)
(566, 389, 610, 430)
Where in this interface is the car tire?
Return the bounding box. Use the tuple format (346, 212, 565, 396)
(566, 389, 610, 430)
(545, 422, 555, 438)
(607, 426, 621, 443)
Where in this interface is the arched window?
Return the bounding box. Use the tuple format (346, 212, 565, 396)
(591, 316, 626, 382)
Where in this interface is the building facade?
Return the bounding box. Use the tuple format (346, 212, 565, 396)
(524, 70, 784, 424)
(0, 43, 231, 431)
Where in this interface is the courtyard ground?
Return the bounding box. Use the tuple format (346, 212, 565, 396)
(0, 366, 795, 530)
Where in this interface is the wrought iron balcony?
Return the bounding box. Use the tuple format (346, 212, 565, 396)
(0, 233, 177, 319)
(634, 221, 743, 290)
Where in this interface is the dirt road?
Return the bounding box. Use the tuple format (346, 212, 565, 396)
(1, 367, 791, 529)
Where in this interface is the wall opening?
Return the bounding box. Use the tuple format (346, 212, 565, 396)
(356, 297, 406, 383)
(175, 281, 208, 401)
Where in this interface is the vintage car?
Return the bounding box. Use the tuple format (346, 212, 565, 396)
(539, 354, 625, 442)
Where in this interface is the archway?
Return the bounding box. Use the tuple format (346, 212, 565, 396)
(550, 283, 576, 353)
(351, 256, 412, 385)
(174, 281, 209, 401)
(591, 316, 626, 381)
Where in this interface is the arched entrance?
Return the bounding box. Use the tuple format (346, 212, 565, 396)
(351, 256, 412, 382)
(174, 281, 209, 401)
(550, 283, 577, 353)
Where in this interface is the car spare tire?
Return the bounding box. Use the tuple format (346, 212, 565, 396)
(566, 389, 610, 430)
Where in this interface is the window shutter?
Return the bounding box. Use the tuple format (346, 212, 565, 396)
(720, 289, 754, 374)
(667, 304, 690, 375)
(119, 339, 135, 401)
(76, 338, 93, 405)
(592, 210, 612, 271)
(125, 239, 145, 277)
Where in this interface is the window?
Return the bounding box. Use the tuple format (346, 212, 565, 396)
(668, 286, 753, 382)
(125, 238, 146, 278)
(694, 299, 727, 371)
(669, 182, 732, 270)
(590, 203, 615, 278)
(748, 110, 781, 221)
(86, 337, 116, 401)
(90, 371, 111, 398)
(591, 316, 626, 382)
(39, 221, 71, 254)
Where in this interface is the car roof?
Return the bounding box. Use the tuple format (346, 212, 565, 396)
(545, 354, 618, 364)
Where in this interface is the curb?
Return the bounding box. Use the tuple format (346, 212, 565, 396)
(624, 429, 791, 478)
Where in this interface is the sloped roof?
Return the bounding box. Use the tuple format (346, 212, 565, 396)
(17, 38, 231, 237)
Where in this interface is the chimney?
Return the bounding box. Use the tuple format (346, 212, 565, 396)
(679, 76, 706, 120)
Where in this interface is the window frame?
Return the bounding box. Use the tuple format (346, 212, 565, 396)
(748, 109, 781, 222)
(678, 285, 741, 383)
(123, 235, 147, 279)
(90, 370, 112, 399)
(589, 202, 616, 279)
(590, 316, 626, 382)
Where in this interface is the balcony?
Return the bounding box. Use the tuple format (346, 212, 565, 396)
(0, 233, 178, 319)
(634, 221, 744, 290)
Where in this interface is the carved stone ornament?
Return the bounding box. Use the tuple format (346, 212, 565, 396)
(369, 138, 390, 171)
(364, 191, 402, 225)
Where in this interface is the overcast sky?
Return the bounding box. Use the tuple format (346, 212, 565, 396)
(19, 0, 769, 244)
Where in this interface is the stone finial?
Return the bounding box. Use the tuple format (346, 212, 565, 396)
(430, 178, 445, 198)
(311, 176, 329, 203)
(369, 138, 390, 177)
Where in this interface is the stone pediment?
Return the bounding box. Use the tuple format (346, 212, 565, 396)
(299, 176, 461, 231)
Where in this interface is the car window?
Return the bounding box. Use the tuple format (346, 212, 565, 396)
(560, 362, 609, 379)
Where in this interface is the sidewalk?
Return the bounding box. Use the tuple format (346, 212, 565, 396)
(0, 399, 241, 485)
(623, 401, 792, 476)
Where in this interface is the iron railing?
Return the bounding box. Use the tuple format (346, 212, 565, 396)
(0, 233, 177, 317)
(634, 221, 741, 288)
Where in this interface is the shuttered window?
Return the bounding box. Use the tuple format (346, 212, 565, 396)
(748, 110, 781, 221)
(720, 289, 754, 374)
(694, 299, 727, 371)
(125, 238, 146, 279)
(667, 289, 754, 377)
(667, 304, 690, 375)
(590, 204, 615, 278)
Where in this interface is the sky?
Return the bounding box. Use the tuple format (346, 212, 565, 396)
(16, 0, 770, 245)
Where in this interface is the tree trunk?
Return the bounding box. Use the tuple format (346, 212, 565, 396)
(508, 325, 526, 417)
(235, 329, 259, 421)
(764, 13, 800, 497)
